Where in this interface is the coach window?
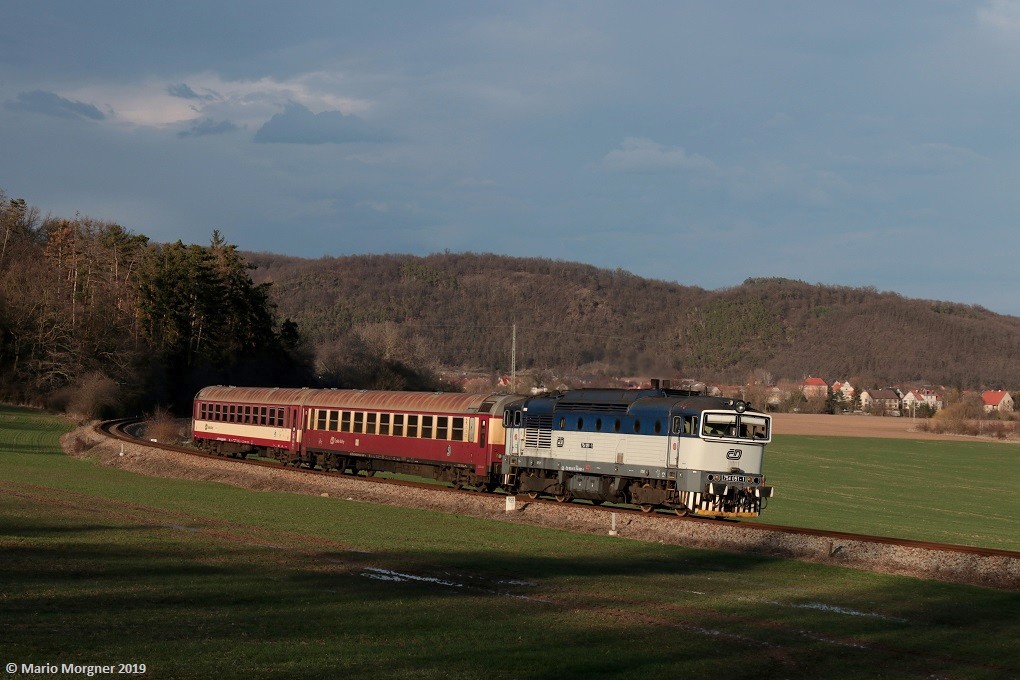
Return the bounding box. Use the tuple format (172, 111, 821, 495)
(261, 407, 268, 425)
(393, 414, 404, 436)
(379, 413, 390, 436)
(436, 417, 449, 440)
(452, 417, 464, 441)
(353, 412, 364, 434)
(407, 414, 419, 438)
(341, 411, 351, 433)
(315, 409, 326, 430)
(367, 412, 377, 434)
(421, 415, 434, 439)
(328, 410, 339, 432)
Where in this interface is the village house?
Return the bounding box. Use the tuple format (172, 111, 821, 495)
(902, 388, 943, 413)
(802, 377, 828, 399)
(981, 390, 1014, 413)
(860, 388, 902, 415)
(831, 381, 855, 400)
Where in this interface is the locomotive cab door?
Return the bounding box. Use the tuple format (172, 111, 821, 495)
(667, 414, 680, 468)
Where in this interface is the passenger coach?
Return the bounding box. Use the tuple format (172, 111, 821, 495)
(192, 386, 519, 489)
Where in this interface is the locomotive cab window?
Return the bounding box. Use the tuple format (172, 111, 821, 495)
(703, 413, 737, 437)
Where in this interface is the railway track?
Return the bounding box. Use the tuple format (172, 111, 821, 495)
(96, 417, 1020, 588)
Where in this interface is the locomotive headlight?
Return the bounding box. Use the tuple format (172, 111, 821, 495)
(735, 400, 747, 413)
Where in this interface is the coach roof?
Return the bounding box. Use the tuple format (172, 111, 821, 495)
(195, 386, 511, 414)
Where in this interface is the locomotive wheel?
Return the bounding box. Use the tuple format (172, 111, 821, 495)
(640, 504, 653, 513)
(527, 491, 540, 500)
(554, 493, 570, 503)
(674, 506, 689, 517)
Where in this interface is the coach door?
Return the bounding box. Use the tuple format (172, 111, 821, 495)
(290, 406, 301, 451)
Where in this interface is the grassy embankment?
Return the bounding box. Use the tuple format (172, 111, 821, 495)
(1, 406, 1019, 679)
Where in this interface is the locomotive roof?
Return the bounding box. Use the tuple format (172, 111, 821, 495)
(194, 386, 517, 414)
(518, 389, 764, 416)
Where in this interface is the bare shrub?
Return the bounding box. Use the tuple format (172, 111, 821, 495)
(47, 371, 122, 422)
(144, 406, 186, 444)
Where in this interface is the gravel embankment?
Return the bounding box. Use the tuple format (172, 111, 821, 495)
(64, 424, 1020, 591)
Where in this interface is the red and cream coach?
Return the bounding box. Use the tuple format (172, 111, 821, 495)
(192, 386, 520, 489)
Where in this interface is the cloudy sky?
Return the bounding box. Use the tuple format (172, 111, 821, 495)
(3, 1, 1019, 314)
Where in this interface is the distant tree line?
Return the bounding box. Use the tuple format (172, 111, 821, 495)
(245, 253, 1020, 392)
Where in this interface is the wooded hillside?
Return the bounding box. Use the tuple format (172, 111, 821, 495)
(246, 252, 1020, 390)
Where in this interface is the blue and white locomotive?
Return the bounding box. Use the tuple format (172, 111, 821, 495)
(501, 385, 773, 517)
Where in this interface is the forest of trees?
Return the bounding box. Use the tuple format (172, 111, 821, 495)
(4, 187, 1019, 419)
(0, 191, 320, 415)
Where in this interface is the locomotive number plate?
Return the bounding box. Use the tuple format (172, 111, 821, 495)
(721, 474, 750, 483)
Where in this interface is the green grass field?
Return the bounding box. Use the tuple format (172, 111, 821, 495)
(2, 406, 1019, 679)
(759, 435, 1020, 551)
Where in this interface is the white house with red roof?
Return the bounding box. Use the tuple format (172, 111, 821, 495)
(981, 390, 1014, 413)
(802, 377, 828, 399)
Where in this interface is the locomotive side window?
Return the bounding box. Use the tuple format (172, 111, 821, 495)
(513, 411, 522, 427)
(436, 417, 449, 440)
(577, 417, 584, 430)
(614, 419, 621, 433)
(634, 419, 641, 433)
(407, 415, 419, 437)
(421, 415, 434, 439)
(654, 420, 662, 434)
(558, 417, 566, 429)
(392, 414, 404, 436)
(452, 417, 464, 441)
(595, 418, 602, 432)
(379, 413, 390, 436)
(503, 411, 511, 427)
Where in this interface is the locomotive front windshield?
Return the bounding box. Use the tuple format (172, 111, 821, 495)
(701, 412, 770, 442)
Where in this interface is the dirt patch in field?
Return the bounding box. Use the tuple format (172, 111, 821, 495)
(62, 423, 1020, 591)
(772, 412, 1018, 442)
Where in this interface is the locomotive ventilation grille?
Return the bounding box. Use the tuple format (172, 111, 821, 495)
(524, 414, 553, 448)
(555, 402, 629, 413)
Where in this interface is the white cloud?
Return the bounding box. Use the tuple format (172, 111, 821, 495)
(61, 71, 373, 130)
(978, 0, 1020, 34)
(600, 137, 718, 174)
